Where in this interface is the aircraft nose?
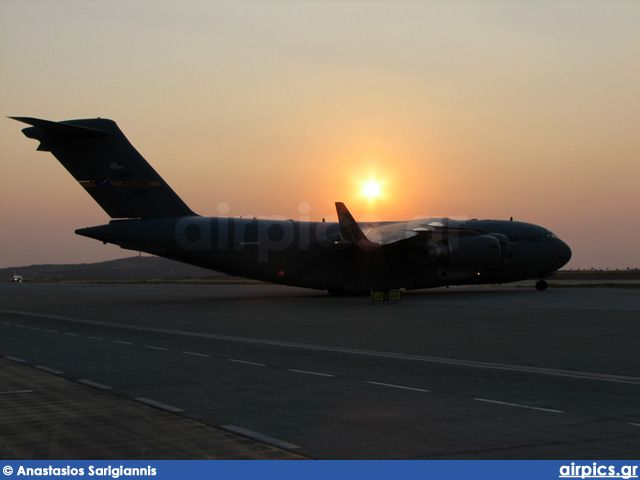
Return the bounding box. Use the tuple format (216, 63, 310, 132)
(555, 239, 572, 269)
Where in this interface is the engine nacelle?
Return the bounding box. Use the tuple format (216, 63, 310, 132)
(489, 233, 509, 263)
(447, 234, 501, 269)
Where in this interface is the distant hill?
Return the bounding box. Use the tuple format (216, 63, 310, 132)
(1, 256, 239, 283)
(553, 269, 640, 280)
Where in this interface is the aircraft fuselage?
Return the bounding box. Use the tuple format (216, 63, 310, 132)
(77, 215, 571, 293)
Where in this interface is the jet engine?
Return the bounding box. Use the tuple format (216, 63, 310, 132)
(447, 233, 501, 269)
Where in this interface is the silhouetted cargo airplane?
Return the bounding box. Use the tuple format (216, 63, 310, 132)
(12, 117, 571, 295)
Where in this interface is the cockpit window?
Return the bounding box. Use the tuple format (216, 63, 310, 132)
(545, 231, 559, 240)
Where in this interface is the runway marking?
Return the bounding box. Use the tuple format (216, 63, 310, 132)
(64, 333, 79, 337)
(223, 425, 300, 450)
(113, 340, 133, 345)
(78, 379, 112, 390)
(630, 423, 640, 427)
(5, 356, 26, 363)
(28, 327, 40, 331)
(135, 397, 184, 413)
(15, 324, 25, 328)
(0, 390, 33, 395)
(88, 336, 104, 341)
(45, 329, 59, 333)
(3, 308, 639, 386)
(229, 359, 266, 367)
(289, 368, 334, 377)
(181, 351, 210, 358)
(1, 322, 11, 325)
(146, 345, 168, 351)
(474, 397, 563, 413)
(365, 381, 429, 393)
(36, 366, 64, 375)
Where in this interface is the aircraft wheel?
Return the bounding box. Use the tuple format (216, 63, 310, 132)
(348, 291, 371, 297)
(327, 288, 346, 297)
(328, 289, 370, 297)
(535, 280, 548, 291)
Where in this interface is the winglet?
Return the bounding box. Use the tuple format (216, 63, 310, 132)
(335, 202, 379, 249)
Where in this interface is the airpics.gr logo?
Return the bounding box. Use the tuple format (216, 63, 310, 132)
(559, 463, 638, 479)
(3, 466, 13, 476)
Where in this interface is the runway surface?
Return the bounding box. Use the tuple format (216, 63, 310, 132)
(1, 282, 638, 459)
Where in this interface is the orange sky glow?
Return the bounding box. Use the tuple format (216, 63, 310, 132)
(1, 1, 639, 270)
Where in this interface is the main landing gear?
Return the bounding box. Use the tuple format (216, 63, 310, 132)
(327, 288, 403, 302)
(535, 280, 548, 291)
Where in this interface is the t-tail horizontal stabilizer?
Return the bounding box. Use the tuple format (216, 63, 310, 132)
(10, 117, 109, 137)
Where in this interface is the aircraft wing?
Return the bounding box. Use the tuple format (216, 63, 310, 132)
(362, 222, 420, 245)
(335, 202, 427, 248)
(334, 203, 476, 250)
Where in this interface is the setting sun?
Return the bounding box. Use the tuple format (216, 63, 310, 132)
(363, 180, 381, 199)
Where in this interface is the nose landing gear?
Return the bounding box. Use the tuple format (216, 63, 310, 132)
(535, 280, 548, 291)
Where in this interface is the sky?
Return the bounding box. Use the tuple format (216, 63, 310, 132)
(1, 0, 639, 270)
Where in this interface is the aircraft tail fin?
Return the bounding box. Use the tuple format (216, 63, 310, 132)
(11, 117, 196, 219)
